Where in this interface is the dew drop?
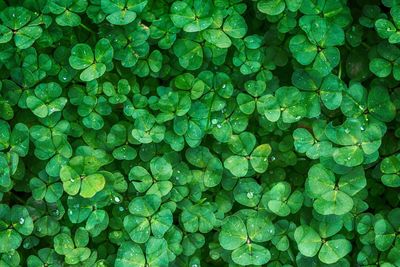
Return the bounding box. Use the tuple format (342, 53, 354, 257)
(192, 264, 198, 267)
(360, 126, 365, 131)
(211, 118, 218, 125)
(271, 156, 276, 161)
(19, 218, 25, 224)
(344, 128, 350, 134)
(216, 124, 222, 129)
(114, 196, 121, 203)
(247, 191, 254, 199)
(222, 84, 226, 89)
(119, 206, 124, 212)
(68, 210, 73, 215)
(263, 158, 267, 162)
(70, 178, 75, 183)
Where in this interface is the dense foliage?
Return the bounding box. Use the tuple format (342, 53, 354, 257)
(0, 0, 399, 266)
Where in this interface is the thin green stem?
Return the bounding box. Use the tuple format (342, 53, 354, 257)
(361, 42, 371, 50)
(80, 23, 95, 34)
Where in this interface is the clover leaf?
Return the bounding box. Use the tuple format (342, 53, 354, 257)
(305, 164, 366, 215)
(380, 154, 400, 187)
(1, 1, 400, 266)
(0, 205, 34, 253)
(69, 38, 114, 81)
(26, 82, 67, 118)
(60, 156, 106, 198)
(0, 7, 43, 49)
(101, 0, 148, 25)
(219, 215, 273, 265)
(290, 16, 344, 76)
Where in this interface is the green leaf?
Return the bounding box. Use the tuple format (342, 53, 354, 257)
(289, 35, 317, 65)
(305, 164, 335, 198)
(14, 25, 42, 49)
(69, 44, 94, 70)
(203, 29, 232, 48)
(124, 215, 150, 243)
(115, 242, 145, 267)
(369, 58, 392, 77)
(106, 10, 136, 25)
(170, 1, 195, 28)
(173, 39, 203, 70)
(80, 63, 107, 82)
(319, 239, 352, 264)
(80, 173, 105, 198)
(219, 216, 247, 250)
(223, 14, 248, 39)
(250, 144, 271, 173)
(128, 194, 161, 217)
(294, 225, 322, 257)
(224, 155, 248, 177)
(313, 190, 354, 215)
(231, 243, 271, 266)
(257, 0, 286, 15)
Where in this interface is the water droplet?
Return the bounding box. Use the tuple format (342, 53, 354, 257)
(119, 206, 124, 212)
(263, 158, 267, 162)
(177, 170, 181, 174)
(295, 116, 301, 120)
(359, 105, 365, 110)
(53, 209, 60, 216)
(216, 124, 222, 128)
(222, 84, 226, 89)
(192, 264, 198, 267)
(344, 128, 350, 134)
(19, 218, 24, 224)
(175, 177, 179, 180)
(114, 196, 121, 203)
(70, 178, 75, 183)
(271, 156, 276, 161)
(247, 191, 254, 199)
(360, 126, 365, 131)
(211, 119, 218, 125)
(62, 76, 67, 81)
(347, 156, 351, 160)
(68, 210, 73, 215)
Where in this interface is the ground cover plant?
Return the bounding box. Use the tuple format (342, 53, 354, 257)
(0, 0, 399, 266)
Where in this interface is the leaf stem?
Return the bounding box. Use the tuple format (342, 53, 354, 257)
(361, 42, 371, 50)
(80, 23, 95, 34)
(10, 192, 25, 204)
